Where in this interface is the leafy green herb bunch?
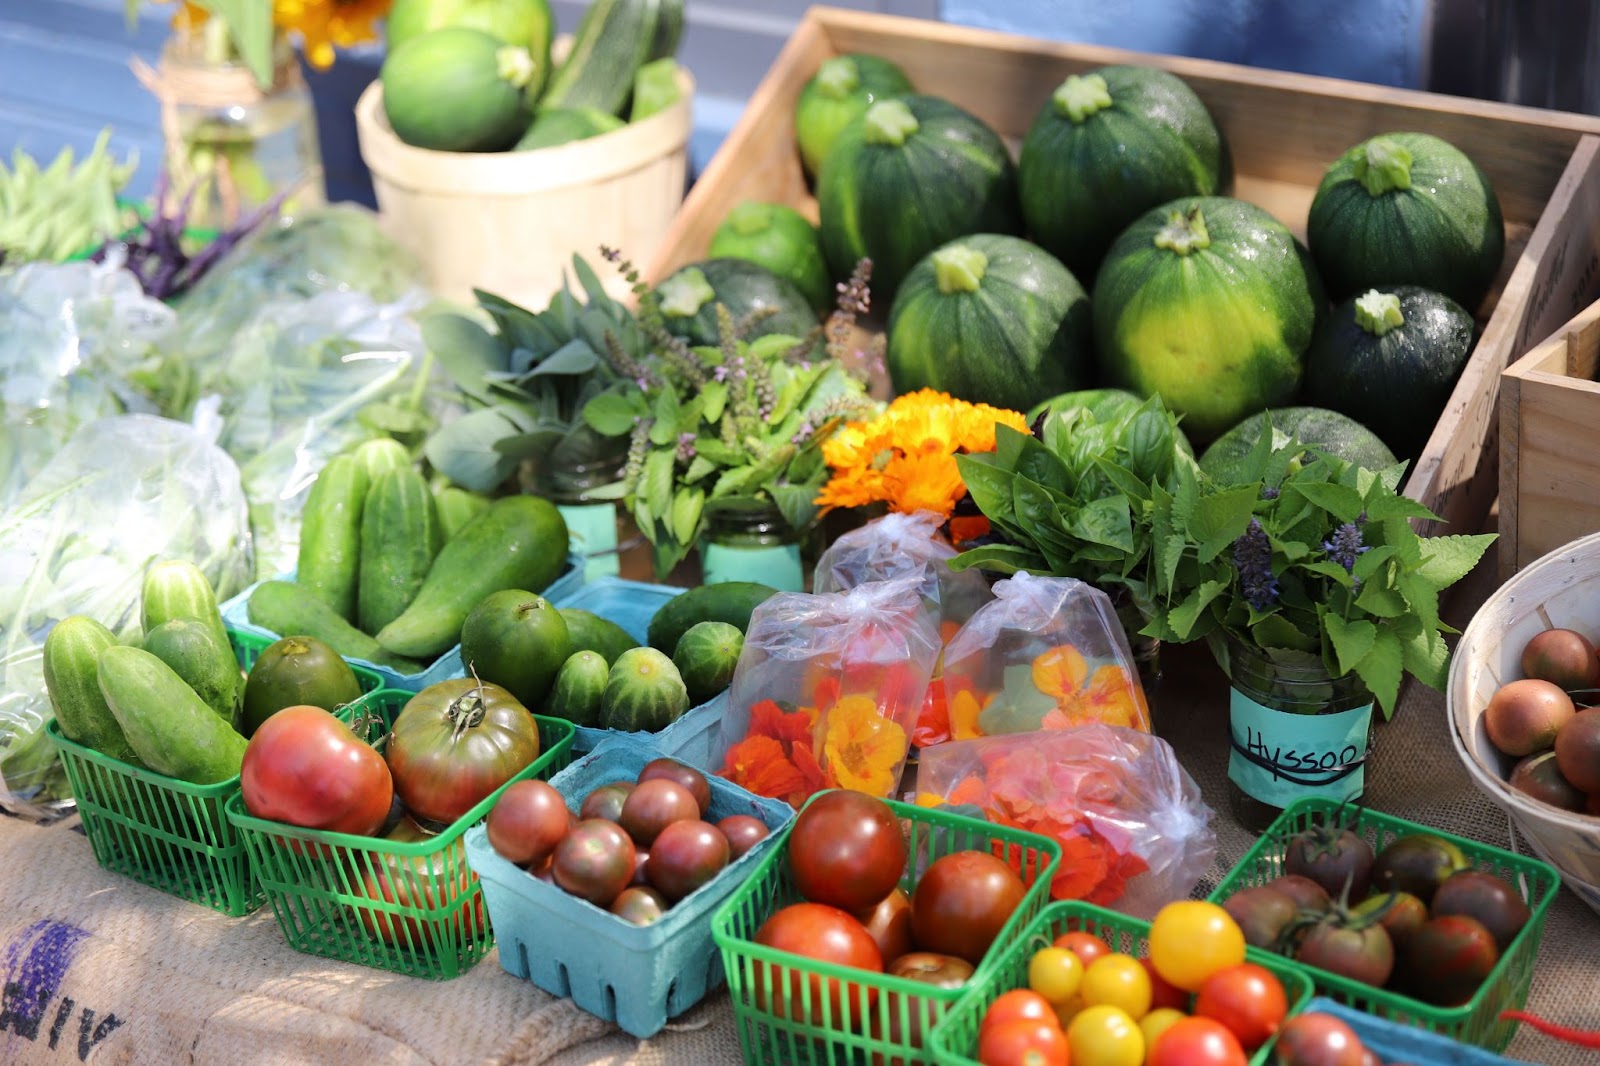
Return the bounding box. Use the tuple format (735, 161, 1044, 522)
(579, 249, 878, 577)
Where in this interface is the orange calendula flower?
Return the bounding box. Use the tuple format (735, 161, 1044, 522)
(816, 388, 1028, 519)
(821, 694, 909, 797)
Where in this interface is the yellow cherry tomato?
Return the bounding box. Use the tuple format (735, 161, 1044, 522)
(1028, 947, 1085, 1005)
(1139, 1007, 1187, 1049)
(1052, 994, 1086, 1028)
(1148, 901, 1247, 992)
(1066, 1004, 1145, 1066)
(1079, 953, 1153, 1019)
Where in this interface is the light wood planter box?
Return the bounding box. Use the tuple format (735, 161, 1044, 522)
(647, 6, 1600, 539)
(1500, 296, 1600, 576)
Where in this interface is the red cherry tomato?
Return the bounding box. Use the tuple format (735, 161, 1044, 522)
(1147, 1016, 1249, 1066)
(618, 778, 701, 847)
(646, 819, 730, 902)
(981, 990, 1060, 1035)
(1054, 931, 1112, 968)
(637, 758, 712, 815)
(1193, 963, 1288, 1052)
(977, 1019, 1071, 1066)
(753, 902, 882, 1024)
(241, 705, 393, 839)
(787, 790, 907, 913)
(551, 819, 636, 907)
(1142, 956, 1190, 1012)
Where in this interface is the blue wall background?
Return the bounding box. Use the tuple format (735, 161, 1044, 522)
(3, 0, 1433, 207)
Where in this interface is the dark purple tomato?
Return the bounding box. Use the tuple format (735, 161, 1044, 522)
(638, 758, 712, 816)
(485, 779, 570, 868)
(1430, 870, 1531, 952)
(1222, 886, 1299, 950)
(1400, 915, 1500, 1007)
(861, 887, 914, 965)
(1269, 875, 1333, 914)
(1351, 891, 1429, 947)
(619, 778, 701, 847)
(717, 814, 771, 861)
(1285, 825, 1374, 901)
(631, 849, 650, 886)
(646, 819, 730, 902)
(1370, 834, 1469, 905)
(788, 790, 908, 914)
(610, 886, 669, 926)
(1296, 919, 1394, 987)
(1273, 1013, 1366, 1066)
(552, 819, 636, 907)
(580, 780, 634, 823)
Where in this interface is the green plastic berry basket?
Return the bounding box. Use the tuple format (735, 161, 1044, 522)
(224, 686, 576, 980)
(1207, 797, 1561, 1051)
(42, 628, 382, 917)
(710, 792, 1062, 1066)
(929, 899, 1316, 1065)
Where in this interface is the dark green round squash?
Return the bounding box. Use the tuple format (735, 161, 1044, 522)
(1093, 196, 1323, 441)
(886, 234, 1092, 411)
(1303, 286, 1475, 460)
(1307, 131, 1504, 311)
(1018, 65, 1227, 279)
(708, 201, 833, 313)
(817, 94, 1022, 304)
(794, 53, 914, 178)
(656, 258, 820, 348)
(1199, 406, 1398, 484)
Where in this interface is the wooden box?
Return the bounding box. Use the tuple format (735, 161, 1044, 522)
(647, 6, 1600, 539)
(1499, 294, 1600, 576)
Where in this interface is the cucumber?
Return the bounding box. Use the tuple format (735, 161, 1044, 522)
(376, 496, 570, 660)
(140, 559, 238, 717)
(649, 0, 684, 61)
(296, 455, 369, 623)
(141, 559, 231, 654)
(557, 608, 639, 665)
(352, 437, 411, 483)
(43, 616, 141, 765)
(249, 581, 427, 674)
(98, 646, 248, 784)
(358, 467, 444, 635)
(541, 0, 661, 116)
(143, 619, 242, 730)
(436, 487, 492, 541)
(647, 581, 778, 652)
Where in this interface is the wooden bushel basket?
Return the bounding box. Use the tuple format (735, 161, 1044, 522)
(1448, 529, 1600, 915)
(355, 65, 694, 309)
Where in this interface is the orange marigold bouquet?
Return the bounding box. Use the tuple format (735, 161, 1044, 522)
(815, 389, 1030, 520)
(916, 724, 1217, 916)
(717, 576, 942, 806)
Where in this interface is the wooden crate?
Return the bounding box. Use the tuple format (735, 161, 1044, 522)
(647, 6, 1600, 538)
(1500, 293, 1600, 576)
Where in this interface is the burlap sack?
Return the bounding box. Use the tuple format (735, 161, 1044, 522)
(2, 545, 1596, 1065)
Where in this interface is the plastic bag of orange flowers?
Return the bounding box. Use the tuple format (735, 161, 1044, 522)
(715, 576, 942, 806)
(927, 571, 1151, 745)
(917, 724, 1216, 917)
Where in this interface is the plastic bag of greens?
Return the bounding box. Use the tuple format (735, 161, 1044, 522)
(917, 724, 1216, 917)
(186, 288, 440, 578)
(0, 254, 178, 510)
(714, 577, 942, 807)
(0, 414, 251, 817)
(172, 203, 426, 356)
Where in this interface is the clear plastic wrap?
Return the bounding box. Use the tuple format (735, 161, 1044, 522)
(0, 254, 178, 509)
(185, 289, 439, 578)
(932, 571, 1150, 740)
(0, 414, 253, 817)
(716, 577, 942, 806)
(917, 724, 1217, 917)
(812, 510, 993, 627)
